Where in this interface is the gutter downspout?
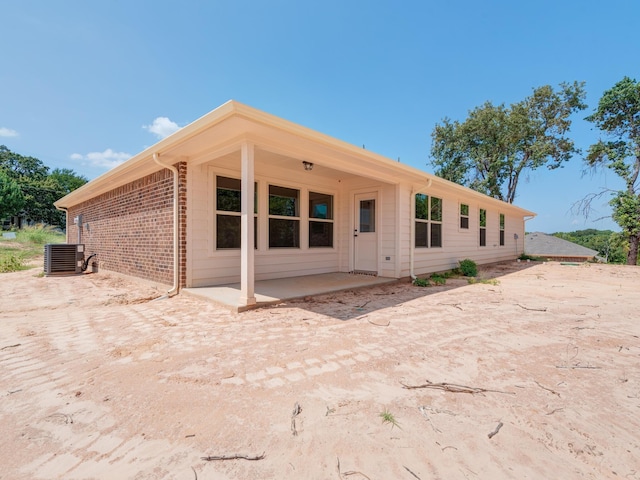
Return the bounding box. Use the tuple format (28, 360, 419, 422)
(54, 206, 70, 243)
(410, 178, 432, 281)
(521, 214, 536, 256)
(153, 152, 180, 297)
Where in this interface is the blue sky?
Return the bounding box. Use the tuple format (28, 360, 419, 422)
(1, 0, 638, 233)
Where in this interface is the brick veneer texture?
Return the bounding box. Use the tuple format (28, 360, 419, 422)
(66, 163, 186, 287)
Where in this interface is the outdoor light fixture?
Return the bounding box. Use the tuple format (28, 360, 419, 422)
(302, 161, 314, 171)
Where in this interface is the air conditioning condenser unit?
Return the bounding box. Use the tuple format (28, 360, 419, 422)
(44, 244, 85, 276)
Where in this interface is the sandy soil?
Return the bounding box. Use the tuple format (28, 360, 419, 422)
(0, 261, 639, 479)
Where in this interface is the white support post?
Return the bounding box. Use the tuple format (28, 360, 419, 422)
(240, 142, 256, 306)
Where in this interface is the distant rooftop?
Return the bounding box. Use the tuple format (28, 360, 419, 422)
(525, 232, 598, 258)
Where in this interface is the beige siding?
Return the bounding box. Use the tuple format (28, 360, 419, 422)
(409, 185, 526, 276)
(187, 158, 529, 286)
(188, 161, 343, 287)
(378, 183, 397, 278)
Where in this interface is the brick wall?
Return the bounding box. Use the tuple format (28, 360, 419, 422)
(66, 163, 186, 287)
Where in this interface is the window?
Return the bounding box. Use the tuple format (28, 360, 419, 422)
(430, 196, 442, 247)
(215, 176, 257, 249)
(309, 191, 333, 247)
(415, 194, 442, 248)
(269, 185, 299, 248)
(479, 208, 487, 247)
(460, 203, 469, 229)
(499, 213, 505, 246)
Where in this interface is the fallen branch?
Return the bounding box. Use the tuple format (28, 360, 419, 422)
(401, 380, 515, 395)
(404, 465, 422, 479)
(535, 381, 560, 397)
(1, 343, 21, 351)
(191, 466, 197, 480)
(545, 408, 564, 415)
(516, 304, 547, 312)
(201, 452, 265, 461)
(487, 422, 503, 439)
(291, 402, 301, 436)
(555, 365, 601, 370)
(439, 303, 463, 310)
(343, 471, 372, 479)
(418, 406, 441, 433)
(367, 319, 390, 327)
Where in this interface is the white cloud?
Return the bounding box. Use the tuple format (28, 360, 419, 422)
(143, 116, 181, 139)
(0, 127, 19, 137)
(70, 149, 131, 169)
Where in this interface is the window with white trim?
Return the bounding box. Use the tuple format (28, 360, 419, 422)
(415, 194, 443, 248)
(479, 208, 487, 247)
(309, 191, 333, 247)
(269, 185, 300, 248)
(499, 213, 505, 246)
(460, 203, 469, 229)
(215, 176, 256, 249)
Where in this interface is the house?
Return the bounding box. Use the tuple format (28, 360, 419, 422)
(54, 101, 535, 309)
(525, 232, 599, 262)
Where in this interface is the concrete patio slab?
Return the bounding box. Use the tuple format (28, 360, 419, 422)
(182, 272, 398, 311)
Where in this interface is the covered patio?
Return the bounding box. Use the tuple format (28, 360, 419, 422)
(182, 272, 398, 312)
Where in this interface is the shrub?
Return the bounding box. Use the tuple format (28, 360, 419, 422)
(459, 258, 477, 277)
(430, 273, 447, 285)
(17, 224, 64, 245)
(0, 253, 26, 273)
(413, 277, 430, 287)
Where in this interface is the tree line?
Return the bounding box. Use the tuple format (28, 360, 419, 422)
(430, 77, 640, 265)
(552, 229, 626, 264)
(0, 145, 87, 228)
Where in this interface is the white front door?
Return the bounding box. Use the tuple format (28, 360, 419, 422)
(354, 193, 378, 274)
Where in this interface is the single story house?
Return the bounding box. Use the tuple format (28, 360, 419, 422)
(55, 101, 535, 308)
(525, 232, 599, 262)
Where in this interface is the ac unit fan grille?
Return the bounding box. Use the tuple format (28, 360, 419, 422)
(44, 244, 84, 276)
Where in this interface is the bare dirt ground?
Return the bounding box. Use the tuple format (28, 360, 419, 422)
(1, 261, 639, 480)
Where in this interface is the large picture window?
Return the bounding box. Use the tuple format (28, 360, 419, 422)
(309, 191, 333, 247)
(479, 208, 487, 247)
(415, 194, 442, 248)
(269, 185, 300, 248)
(215, 176, 257, 249)
(499, 213, 505, 246)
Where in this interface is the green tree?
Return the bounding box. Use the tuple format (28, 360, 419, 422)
(0, 169, 25, 220)
(0, 146, 87, 227)
(49, 168, 88, 195)
(552, 229, 625, 263)
(430, 81, 587, 203)
(584, 77, 640, 265)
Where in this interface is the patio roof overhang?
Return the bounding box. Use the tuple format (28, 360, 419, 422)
(54, 100, 535, 218)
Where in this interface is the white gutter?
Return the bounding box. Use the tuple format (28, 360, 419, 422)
(410, 178, 433, 280)
(153, 153, 179, 297)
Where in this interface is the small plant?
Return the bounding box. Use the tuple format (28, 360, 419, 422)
(0, 252, 26, 273)
(413, 277, 430, 287)
(518, 253, 543, 262)
(468, 277, 500, 285)
(459, 258, 478, 277)
(430, 273, 447, 285)
(379, 409, 401, 430)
